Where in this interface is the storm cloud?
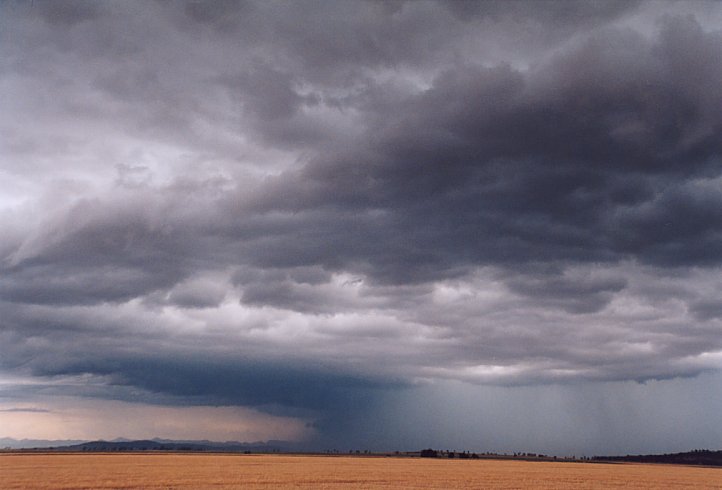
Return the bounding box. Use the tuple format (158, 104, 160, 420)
(2, 0, 722, 453)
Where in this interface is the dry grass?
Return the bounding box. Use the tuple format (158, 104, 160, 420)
(1, 453, 720, 489)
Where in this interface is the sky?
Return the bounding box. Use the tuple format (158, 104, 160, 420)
(1, 0, 722, 456)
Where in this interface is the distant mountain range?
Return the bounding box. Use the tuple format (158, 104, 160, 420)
(1, 437, 291, 453)
(1, 438, 89, 449)
(3, 438, 721, 466)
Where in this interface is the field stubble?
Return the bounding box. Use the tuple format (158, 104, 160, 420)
(0, 453, 720, 489)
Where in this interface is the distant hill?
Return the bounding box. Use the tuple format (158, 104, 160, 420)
(595, 449, 722, 466)
(45, 439, 288, 453)
(1, 436, 292, 453)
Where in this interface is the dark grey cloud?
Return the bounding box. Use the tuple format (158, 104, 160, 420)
(2, 0, 722, 451)
(442, 0, 640, 25)
(33, 0, 102, 26)
(28, 353, 397, 416)
(253, 16, 722, 281)
(690, 300, 722, 321)
(505, 270, 627, 314)
(0, 407, 51, 413)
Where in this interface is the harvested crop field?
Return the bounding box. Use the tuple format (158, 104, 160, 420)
(1, 453, 720, 489)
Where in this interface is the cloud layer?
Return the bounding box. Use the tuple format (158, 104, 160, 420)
(2, 0, 722, 450)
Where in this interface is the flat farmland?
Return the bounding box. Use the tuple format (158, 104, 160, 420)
(1, 453, 720, 489)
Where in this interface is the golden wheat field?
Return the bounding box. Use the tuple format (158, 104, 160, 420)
(0, 453, 720, 489)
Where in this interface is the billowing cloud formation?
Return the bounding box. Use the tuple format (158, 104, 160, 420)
(2, 0, 722, 451)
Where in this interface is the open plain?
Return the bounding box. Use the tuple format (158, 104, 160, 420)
(1, 453, 720, 489)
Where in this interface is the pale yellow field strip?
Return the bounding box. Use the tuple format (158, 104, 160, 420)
(0, 453, 720, 489)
